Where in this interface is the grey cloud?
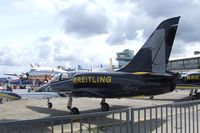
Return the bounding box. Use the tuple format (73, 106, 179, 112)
(107, 15, 155, 45)
(170, 40, 187, 58)
(53, 40, 68, 53)
(54, 54, 79, 63)
(0, 44, 32, 67)
(62, 3, 109, 37)
(36, 43, 53, 59)
(53, 53, 86, 67)
(107, 20, 126, 45)
(0, 57, 16, 66)
(107, 32, 126, 45)
(38, 36, 52, 42)
(133, 0, 188, 17)
(107, 0, 200, 47)
(0, 45, 18, 66)
(133, 0, 200, 43)
(124, 15, 157, 41)
(34, 36, 81, 67)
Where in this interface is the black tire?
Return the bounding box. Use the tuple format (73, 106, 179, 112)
(48, 102, 53, 109)
(150, 96, 154, 99)
(71, 107, 80, 115)
(192, 95, 200, 100)
(191, 97, 195, 100)
(101, 103, 109, 111)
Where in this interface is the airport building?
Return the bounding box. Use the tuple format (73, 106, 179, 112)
(116, 49, 134, 68)
(116, 49, 200, 71)
(167, 56, 200, 71)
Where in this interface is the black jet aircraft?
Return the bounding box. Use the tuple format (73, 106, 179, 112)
(37, 17, 181, 114)
(176, 72, 200, 99)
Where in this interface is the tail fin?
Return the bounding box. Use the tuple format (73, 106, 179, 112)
(118, 17, 180, 73)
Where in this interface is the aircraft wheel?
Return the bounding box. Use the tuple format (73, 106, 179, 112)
(192, 95, 200, 100)
(150, 96, 154, 99)
(101, 103, 109, 111)
(70, 107, 79, 115)
(48, 102, 53, 109)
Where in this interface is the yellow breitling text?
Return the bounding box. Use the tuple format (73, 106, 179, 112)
(73, 76, 112, 84)
(186, 75, 200, 81)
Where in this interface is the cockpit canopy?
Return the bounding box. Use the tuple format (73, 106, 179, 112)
(50, 73, 72, 82)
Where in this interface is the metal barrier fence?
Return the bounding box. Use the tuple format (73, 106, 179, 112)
(0, 100, 200, 133)
(130, 100, 200, 133)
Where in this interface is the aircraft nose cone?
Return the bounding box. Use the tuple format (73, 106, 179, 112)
(0, 91, 21, 100)
(12, 93, 21, 100)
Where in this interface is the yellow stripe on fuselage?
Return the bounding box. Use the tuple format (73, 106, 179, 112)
(132, 72, 151, 75)
(176, 86, 200, 90)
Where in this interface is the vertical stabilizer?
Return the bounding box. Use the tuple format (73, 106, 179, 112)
(118, 17, 180, 73)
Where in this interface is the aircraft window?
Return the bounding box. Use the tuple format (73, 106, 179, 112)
(50, 74, 61, 82)
(60, 73, 71, 80)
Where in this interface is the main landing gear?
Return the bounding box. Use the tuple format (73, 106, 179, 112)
(47, 96, 110, 115)
(100, 98, 110, 111)
(66, 97, 110, 115)
(47, 97, 80, 115)
(189, 89, 200, 100)
(47, 98, 53, 109)
(67, 97, 80, 115)
(149, 96, 154, 99)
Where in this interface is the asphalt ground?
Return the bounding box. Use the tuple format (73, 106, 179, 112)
(0, 89, 193, 122)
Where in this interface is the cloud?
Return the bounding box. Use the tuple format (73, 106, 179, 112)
(38, 36, 52, 42)
(133, 0, 200, 43)
(1, 0, 200, 76)
(106, 15, 156, 45)
(133, 0, 187, 17)
(106, 2, 158, 45)
(0, 43, 38, 75)
(62, 2, 109, 37)
(170, 40, 187, 58)
(0, 45, 16, 66)
(0, 44, 32, 66)
(105, 0, 200, 59)
(34, 36, 90, 67)
(11, 0, 58, 14)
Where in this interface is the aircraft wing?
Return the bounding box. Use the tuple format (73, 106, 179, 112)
(0, 91, 21, 100)
(12, 89, 61, 99)
(17, 92, 61, 99)
(4, 73, 18, 77)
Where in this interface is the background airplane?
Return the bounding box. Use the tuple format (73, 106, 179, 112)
(37, 17, 180, 114)
(176, 71, 200, 99)
(5, 65, 67, 81)
(5, 65, 90, 81)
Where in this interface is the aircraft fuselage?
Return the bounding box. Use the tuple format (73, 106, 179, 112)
(43, 72, 176, 98)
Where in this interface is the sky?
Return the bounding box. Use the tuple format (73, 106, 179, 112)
(0, 0, 200, 75)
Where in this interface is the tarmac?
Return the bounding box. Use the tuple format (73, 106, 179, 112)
(0, 89, 193, 122)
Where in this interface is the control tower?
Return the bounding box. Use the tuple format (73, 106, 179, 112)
(116, 49, 134, 68)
